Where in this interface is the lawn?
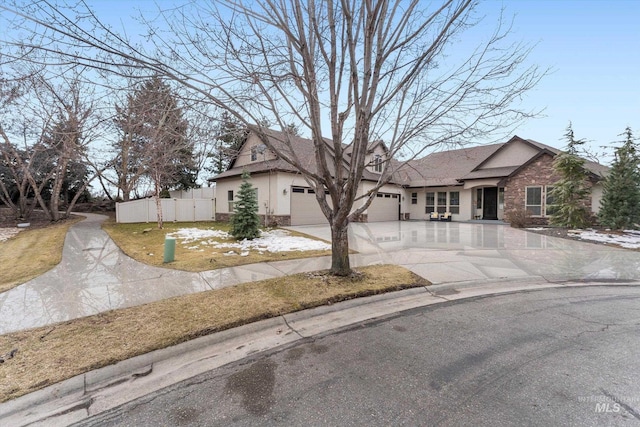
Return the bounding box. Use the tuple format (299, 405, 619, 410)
(101, 219, 335, 271)
(0, 217, 82, 293)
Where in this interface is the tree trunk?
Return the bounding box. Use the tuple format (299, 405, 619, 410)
(155, 179, 163, 229)
(330, 219, 351, 276)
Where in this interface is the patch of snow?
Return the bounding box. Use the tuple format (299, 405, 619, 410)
(525, 227, 546, 231)
(167, 228, 230, 242)
(169, 228, 331, 253)
(577, 230, 640, 249)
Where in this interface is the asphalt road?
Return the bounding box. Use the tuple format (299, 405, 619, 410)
(75, 286, 640, 426)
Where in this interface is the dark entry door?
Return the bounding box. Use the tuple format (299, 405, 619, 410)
(483, 187, 498, 220)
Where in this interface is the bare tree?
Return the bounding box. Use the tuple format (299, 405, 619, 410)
(1, 0, 543, 274)
(0, 70, 100, 221)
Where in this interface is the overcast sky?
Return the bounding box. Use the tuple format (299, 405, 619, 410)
(93, 0, 638, 162)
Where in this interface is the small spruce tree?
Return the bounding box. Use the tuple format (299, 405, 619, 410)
(230, 170, 261, 240)
(598, 127, 640, 229)
(549, 123, 591, 228)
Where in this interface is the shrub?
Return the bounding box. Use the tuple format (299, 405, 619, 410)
(505, 208, 531, 228)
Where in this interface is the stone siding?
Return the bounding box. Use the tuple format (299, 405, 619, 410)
(503, 153, 594, 226)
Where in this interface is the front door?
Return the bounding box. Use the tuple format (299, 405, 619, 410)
(483, 187, 498, 220)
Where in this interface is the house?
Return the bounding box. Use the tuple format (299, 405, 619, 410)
(210, 129, 608, 226)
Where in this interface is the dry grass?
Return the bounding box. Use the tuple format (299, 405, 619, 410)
(0, 218, 82, 293)
(101, 219, 334, 272)
(0, 264, 429, 402)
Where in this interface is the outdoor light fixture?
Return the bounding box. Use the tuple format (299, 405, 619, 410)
(283, 188, 288, 195)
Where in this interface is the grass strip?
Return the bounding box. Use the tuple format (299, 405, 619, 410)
(101, 219, 333, 272)
(0, 265, 429, 402)
(0, 218, 81, 293)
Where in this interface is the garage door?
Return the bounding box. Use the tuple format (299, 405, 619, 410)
(290, 187, 329, 225)
(368, 192, 400, 222)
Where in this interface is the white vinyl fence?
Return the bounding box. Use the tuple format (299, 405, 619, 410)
(116, 197, 216, 223)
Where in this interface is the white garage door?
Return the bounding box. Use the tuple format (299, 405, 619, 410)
(368, 192, 400, 222)
(290, 187, 329, 225)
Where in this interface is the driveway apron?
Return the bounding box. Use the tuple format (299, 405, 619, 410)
(290, 221, 640, 285)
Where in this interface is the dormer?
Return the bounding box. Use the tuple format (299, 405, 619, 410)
(233, 132, 278, 168)
(365, 141, 389, 174)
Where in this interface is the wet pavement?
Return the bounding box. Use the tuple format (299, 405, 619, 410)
(290, 221, 640, 283)
(0, 214, 332, 334)
(1, 215, 640, 335)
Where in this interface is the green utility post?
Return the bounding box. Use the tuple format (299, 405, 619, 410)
(163, 236, 176, 263)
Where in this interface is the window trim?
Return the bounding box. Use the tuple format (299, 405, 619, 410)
(373, 154, 383, 173)
(525, 186, 542, 216)
(227, 190, 234, 212)
(425, 192, 435, 214)
(545, 185, 557, 217)
(449, 191, 460, 214)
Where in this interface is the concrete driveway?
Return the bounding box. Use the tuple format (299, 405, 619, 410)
(287, 221, 640, 285)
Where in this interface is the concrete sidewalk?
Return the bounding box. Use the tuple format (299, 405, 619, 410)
(0, 214, 334, 334)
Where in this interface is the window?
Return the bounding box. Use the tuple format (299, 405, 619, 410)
(250, 146, 258, 161)
(425, 192, 435, 214)
(374, 154, 383, 172)
(292, 187, 305, 193)
(476, 188, 483, 209)
(525, 186, 542, 215)
(545, 186, 557, 216)
(449, 191, 460, 214)
(411, 192, 417, 205)
(227, 190, 234, 212)
(437, 192, 447, 214)
(498, 188, 505, 210)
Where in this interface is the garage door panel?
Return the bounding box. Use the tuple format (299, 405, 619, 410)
(368, 193, 400, 222)
(290, 187, 329, 225)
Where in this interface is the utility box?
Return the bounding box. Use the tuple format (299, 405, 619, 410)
(163, 237, 176, 263)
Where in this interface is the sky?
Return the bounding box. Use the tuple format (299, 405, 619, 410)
(85, 0, 640, 163)
(489, 0, 639, 159)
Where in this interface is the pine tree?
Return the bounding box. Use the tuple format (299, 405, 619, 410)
(207, 112, 247, 175)
(598, 127, 640, 229)
(230, 170, 261, 240)
(115, 76, 197, 227)
(549, 123, 592, 228)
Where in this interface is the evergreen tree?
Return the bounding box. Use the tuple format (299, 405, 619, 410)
(549, 123, 592, 228)
(230, 170, 261, 240)
(207, 112, 247, 175)
(598, 127, 640, 229)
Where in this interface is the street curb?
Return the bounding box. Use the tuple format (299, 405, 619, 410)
(2, 279, 640, 426)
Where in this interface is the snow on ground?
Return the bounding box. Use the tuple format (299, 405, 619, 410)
(576, 229, 640, 249)
(167, 228, 331, 253)
(526, 227, 640, 249)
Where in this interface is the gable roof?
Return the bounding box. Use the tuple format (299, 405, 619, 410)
(212, 127, 384, 182)
(397, 144, 503, 187)
(523, 138, 609, 178)
(211, 128, 609, 185)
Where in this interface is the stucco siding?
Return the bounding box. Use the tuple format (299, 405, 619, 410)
(480, 140, 538, 169)
(233, 133, 278, 168)
(406, 187, 472, 221)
